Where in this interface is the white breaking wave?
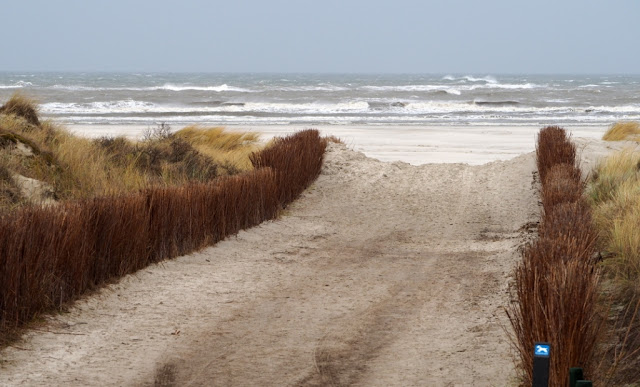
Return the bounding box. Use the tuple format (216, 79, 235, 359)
(361, 83, 541, 93)
(55, 111, 640, 126)
(0, 81, 33, 89)
(463, 75, 498, 84)
(40, 98, 640, 117)
(269, 85, 350, 92)
(469, 83, 542, 90)
(361, 85, 462, 95)
(42, 100, 156, 114)
(157, 83, 251, 92)
(40, 100, 371, 115)
(50, 83, 252, 92)
(441, 75, 498, 84)
(235, 101, 370, 113)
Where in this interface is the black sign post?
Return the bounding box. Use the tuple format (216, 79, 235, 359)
(532, 342, 550, 387)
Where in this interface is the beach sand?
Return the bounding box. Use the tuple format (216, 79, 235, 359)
(67, 124, 607, 165)
(0, 130, 632, 386)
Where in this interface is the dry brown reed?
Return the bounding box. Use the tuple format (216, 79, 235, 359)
(536, 126, 577, 183)
(0, 130, 325, 337)
(541, 163, 584, 212)
(250, 129, 326, 205)
(508, 255, 602, 386)
(508, 125, 603, 386)
(539, 202, 598, 261)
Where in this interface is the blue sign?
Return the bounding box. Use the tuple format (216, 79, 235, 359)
(534, 344, 550, 357)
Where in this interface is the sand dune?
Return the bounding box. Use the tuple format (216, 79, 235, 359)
(0, 139, 628, 386)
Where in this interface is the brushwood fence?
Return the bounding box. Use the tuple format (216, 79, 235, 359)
(508, 126, 602, 386)
(0, 129, 326, 335)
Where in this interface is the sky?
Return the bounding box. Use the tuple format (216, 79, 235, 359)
(1, 0, 639, 74)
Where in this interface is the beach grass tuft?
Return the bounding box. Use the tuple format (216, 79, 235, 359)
(603, 121, 640, 142)
(175, 125, 261, 171)
(0, 93, 40, 127)
(0, 97, 262, 213)
(585, 146, 640, 384)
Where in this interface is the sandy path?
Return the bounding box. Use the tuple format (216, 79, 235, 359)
(0, 143, 540, 386)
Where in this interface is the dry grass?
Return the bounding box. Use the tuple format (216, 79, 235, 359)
(586, 147, 640, 385)
(175, 125, 261, 171)
(0, 93, 40, 127)
(603, 121, 640, 142)
(324, 135, 344, 144)
(0, 163, 21, 210)
(589, 150, 640, 285)
(0, 95, 263, 212)
(587, 148, 640, 205)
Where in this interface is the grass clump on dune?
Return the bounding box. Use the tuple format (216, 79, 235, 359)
(174, 125, 261, 172)
(585, 147, 640, 384)
(588, 149, 640, 206)
(0, 93, 40, 127)
(0, 93, 261, 212)
(603, 121, 640, 142)
(589, 150, 640, 285)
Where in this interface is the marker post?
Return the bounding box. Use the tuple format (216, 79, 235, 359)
(532, 342, 550, 387)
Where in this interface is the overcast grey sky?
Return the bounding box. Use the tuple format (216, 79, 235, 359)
(1, 0, 638, 73)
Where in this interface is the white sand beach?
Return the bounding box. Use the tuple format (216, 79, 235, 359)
(0, 127, 632, 386)
(67, 124, 607, 165)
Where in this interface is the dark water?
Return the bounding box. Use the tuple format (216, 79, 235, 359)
(1, 73, 639, 126)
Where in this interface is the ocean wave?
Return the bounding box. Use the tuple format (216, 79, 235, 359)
(52, 85, 100, 91)
(441, 75, 498, 84)
(40, 98, 640, 118)
(463, 75, 498, 84)
(42, 100, 156, 114)
(54, 110, 640, 126)
(157, 83, 251, 92)
(40, 100, 371, 115)
(50, 83, 252, 92)
(361, 82, 541, 93)
(361, 85, 462, 95)
(230, 101, 371, 113)
(0, 81, 33, 89)
(270, 85, 350, 92)
(473, 100, 520, 106)
(470, 83, 541, 90)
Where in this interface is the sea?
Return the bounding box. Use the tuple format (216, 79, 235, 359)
(1, 73, 639, 127)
